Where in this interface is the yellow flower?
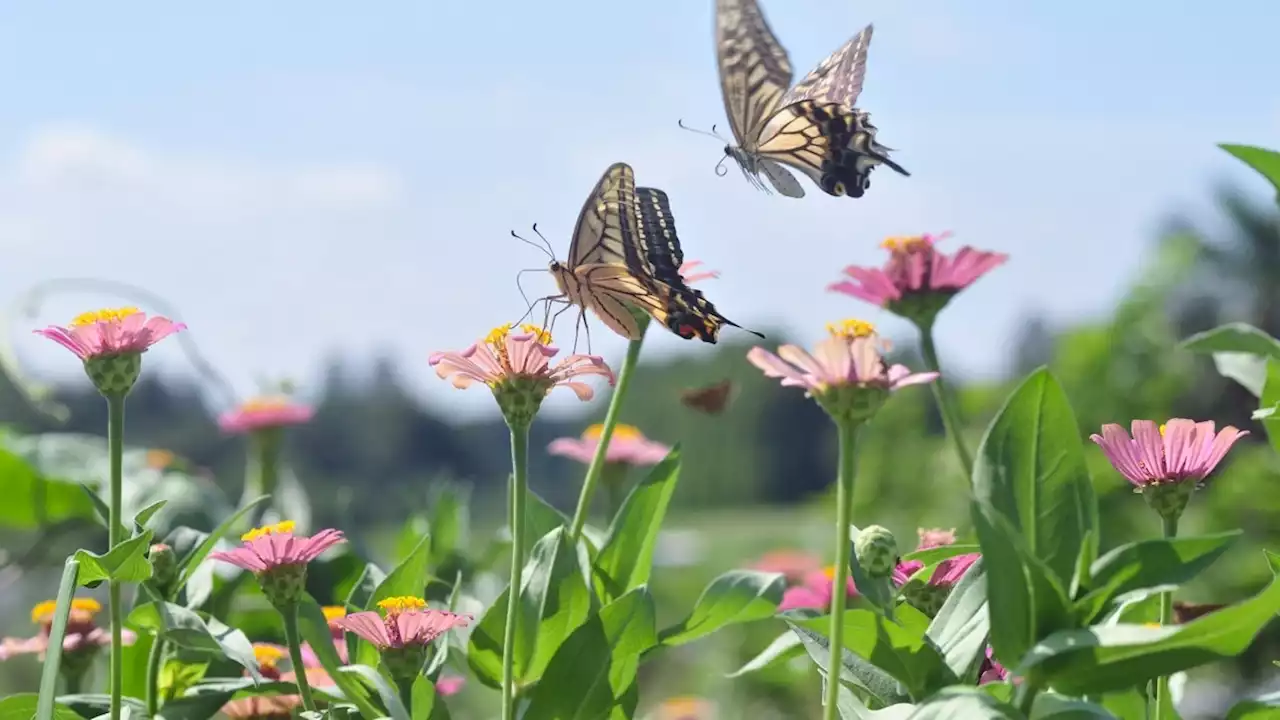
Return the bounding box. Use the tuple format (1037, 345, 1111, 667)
(879, 235, 930, 254)
(322, 606, 348, 622)
(582, 423, 644, 442)
(377, 596, 427, 615)
(252, 643, 287, 670)
(31, 598, 101, 625)
(826, 319, 877, 340)
(69, 307, 141, 327)
(242, 521, 296, 542)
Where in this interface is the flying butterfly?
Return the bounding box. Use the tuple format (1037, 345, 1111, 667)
(689, 0, 908, 199)
(520, 162, 762, 347)
(680, 379, 734, 415)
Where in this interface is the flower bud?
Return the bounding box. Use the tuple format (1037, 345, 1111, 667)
(149, 543, 177, 594)
(83, 353, 142, 398)
(854, 525, 899, 578)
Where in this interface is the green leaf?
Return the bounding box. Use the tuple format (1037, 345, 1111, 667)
(410, 674, 454, 720)
(1, 694, 82, 720)
(726, 631, 804, 677)
(658, 570, 784, 646)
(127, 601, 262, 681)
(36, 560, 80, 720)
(428, 483, 469, 566)
(0, 440, 96, 531)
(788, 619, 909, 706)
(797, 606, 956, 701)
(594, 447, 681, 602)
(356, 533, 434, 666)
(340, 665, 411, 720)
(1024, 573, 1280, 693)
(925, 558, 990, 682)
(1228, 699, 1280, 719)
(468, 526, 595, 689)
(1097, 688, 1148, 719)
(297, 596, 383, 719)
(74, 531, 154, 586)
(151, 678, 316, 720)
(1029, 694, 1119, 718)
(526, 489, 571, 549)
(50, 695, 148, 719)
(1266, 549, 1280, 576)
(971, 368, 1097, 586)
(1221, 143, 1280, 200)
(173, 494, 271, 595)
(900, 688, 1018, 719)
(1259, 359, 1280, 454)
(1212, 352, 1269, 397)
(523, 587, 658, 720)
(1181, 322, 1280, 357)
(1075, 531, 1241, 623)
(132, 499, 168, 533)
(835, 687, 916, 720)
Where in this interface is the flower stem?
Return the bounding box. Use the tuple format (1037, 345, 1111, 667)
(63, 671, 83, 696)
(823, 420, 860, 720)
(397, 677, 414, 716)
(242, 429, 281, 531)
(569, 327, 646, 541)
(106, 393, 125, 720)
(919, 322, 973, 480)
(1155, 514, 1180, 720)
(145, 637, 166, 716)
(281, 605, 317, 712)
(502, 424, 530, 720)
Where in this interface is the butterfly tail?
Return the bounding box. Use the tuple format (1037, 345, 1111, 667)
(820, 107, 909, 198)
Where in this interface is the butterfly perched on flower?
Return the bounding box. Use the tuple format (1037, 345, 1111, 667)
(699, 0, 907, 199)
(520, 162, 762, 346)
(680, 379, 734, 415)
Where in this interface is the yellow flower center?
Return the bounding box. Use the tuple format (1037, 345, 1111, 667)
(322, 606, 348, 622)
(582, 423, 643, 441)
(879, 235, 930, 254)
(826, 319, 877, 340)
(252, 643, 287, 669)
(484, 323, 553, 349)
(377, 596, 427, 615)
(659, 696, 709, 714)
(69, 307, 141, 328)
(145, 449, 175, 470)
(241, 521, 296, 542)
(821, 565, 837, 580)
(31, 598, 101, 624)
(1159, 424, 1167, 436)
(240, 396, 292, 413)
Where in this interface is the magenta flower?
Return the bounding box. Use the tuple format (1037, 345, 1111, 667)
(1089, 419, 1248, 488)
(209, 521, 345, 573)
(219, 396, 315, 434)
(1, 598, 135, 663)
(678, 260, 720, 285)
(34, 307, 185, 360)
(548, 423, 671, 466)
(978, 646, 1008, 685)
(892, 528, 980, 617)
(436, 675, 466, 696)
(893, 527, 961, 579)
(828, 233, 1007, 326)
(334, 597, 471, 651)
(751, 550, 822, 584)
(778, 567, 858, 612)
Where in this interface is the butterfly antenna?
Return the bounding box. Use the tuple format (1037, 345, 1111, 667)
(678, 118, 728, 143)
(714, 155, 731, 177)
(530, 223, 556, 259)
(511, 229, 555, 261)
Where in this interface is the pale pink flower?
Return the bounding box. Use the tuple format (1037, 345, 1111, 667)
(893, 527, 962, 581)
(429, 324, 613, 401)
(34, 307, 185, 360)
(828, 232, 1007, 308)
(220, 667, 336, 719)
(750, 550, 822, 584)
(0, 598, 135, 661)
(334, 597, 471, 650)
(777, 567, 858, 612)
(436, 675, 466, 696)
(746, 320, 938, 395)
(219, 396, 315, 434)
(208, 521, 345, 573)
(678, 260, 720, 285)
(1089, 419, 1248, 487)
(548, 423, 671, 466)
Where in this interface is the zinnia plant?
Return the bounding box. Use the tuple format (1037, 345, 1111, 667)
(333, 596, 472, 703)
(1, 598, 136, 693)
(548, 422, 671, 517)
(219, 395, 316, 530)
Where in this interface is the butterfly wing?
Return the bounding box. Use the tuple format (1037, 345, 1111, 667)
(567, 162, 640, 269)
(716, 0, 793, 145)
(778, 24, 873, 109)
(681, 380, 733, 415)
(754, 101, 908, 198)
(757, 158, 806, 197)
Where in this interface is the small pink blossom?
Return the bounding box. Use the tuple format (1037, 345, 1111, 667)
(220, 667, 336, 719)
(778, 567, 858, 612)
(219, 396, 315, 434)
(746, 320, 937, 395)
(978, 646, 1008, 684)
(34, 307, 185, 360)
(678, 260, 721, 285)
(750, 550, 822, 584)
(548, 423, 671, 466)
(1, 598, 135, 661)
(209, 521, 345, 573)
(436, 675, 466, 696)
(334, 597, 471, 650)
(1089, 419, 1248, 487)
(301, 605, 350, 667)
(828, 232, 1007, 307)
(894, 527, 968, 583)
(429, 324, 613, 401)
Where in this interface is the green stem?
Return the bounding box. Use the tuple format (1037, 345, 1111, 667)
(145, 636, 166, 716)
(1155, 514, 1180, 720)
(568, 326, 646, 541)
(601, 463, 628, 526)
(63, 671, 83, 696)
(281, 606, 318, 712)
(822, 420, 860, 720)
(502, 424, 530, 720)
(243, 429, 281, 531)
(397, 677, 414, 716)
(106, 394, 125, 720)
(919, 322, 973, 480)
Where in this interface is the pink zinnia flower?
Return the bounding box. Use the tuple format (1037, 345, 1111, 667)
(209, 521, 345, 574)
(547, 423, 671, 466)
(436, 675, 466, 696)
(34, 307, 185, 360)
(893, 527, 961, 580)
(251, 643, 289, 680)
(220, 667, 336, 719)
(1089, 419, 1248, 488)
(429, 324, 613, 401)
(777, 566, 858, 612)
(0, 598, 135, 661)
(301, 605, 350, 667)
(678, 260, 720, 285)
(333, 596, 471, 650)
(828, 232, 1007, 319)
(750, 550, 822, 584)
(892, 528, 980, 618)
(219, 396, 315, 434)
(978, 646, 1008, 685)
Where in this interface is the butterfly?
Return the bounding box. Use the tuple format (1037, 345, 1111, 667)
(523, 162, 762, 346)
(706, 0, 908, 199)
(680, 379, 734, 415)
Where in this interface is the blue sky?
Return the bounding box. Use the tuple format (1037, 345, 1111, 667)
(0, 0, 1277, 418)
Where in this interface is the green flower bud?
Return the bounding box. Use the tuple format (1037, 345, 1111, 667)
(854, 525, 899, 578)
(1142, 481, 1195, 524)
(83, 353, 142, 398)
(149, 543, 177, 594)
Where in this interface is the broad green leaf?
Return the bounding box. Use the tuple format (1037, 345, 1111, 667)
(971, 368, 1097, 585)
(128, 601, 262, 680)
(1266, 549, 1280, 576)
(595, 447, 681, 602)
(132, 499, 168, 533)
(525, 489, 571, 550)
(173, 495, 271, 594)
(0, 441, 96, 530)
(357, 534, 434, 666)
(1023, 574, 1280, 693)
(410, 674, 455, 720)
(523, 587, 658, 720)
(36, 560, 80, 720)
(1075, 531, 1241, 623)
(428, 483, 469, 566)
(1221, 143, 1280, 200)
(1228, 700, 1280, 719)
(75, 531, 154, 586)
(346, 562, 388, 609)
(788, 620, 909, 706)
(726, 631, 804, 678)
(1181, 323, 1280, 359)
(1260, 359, 1280, 454)
(49, 695, 147, 718)
(901, 688, 1018, 719)
(971, 500, 1072, 669)
(468, 527, 595, 689)
(658, 570, 784, 646)
(797, 606, 956, 701)
(341, 665, 411, 720)
(925, 558, 989, 682)
(1213, 352, 1269, 397)
(1098, 689, 1148, 719)
(1, 694, 82, 720)
(835, 687, 916, 719)
(1029, 694, 1118, 718)
(297, 596, 383, 719)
